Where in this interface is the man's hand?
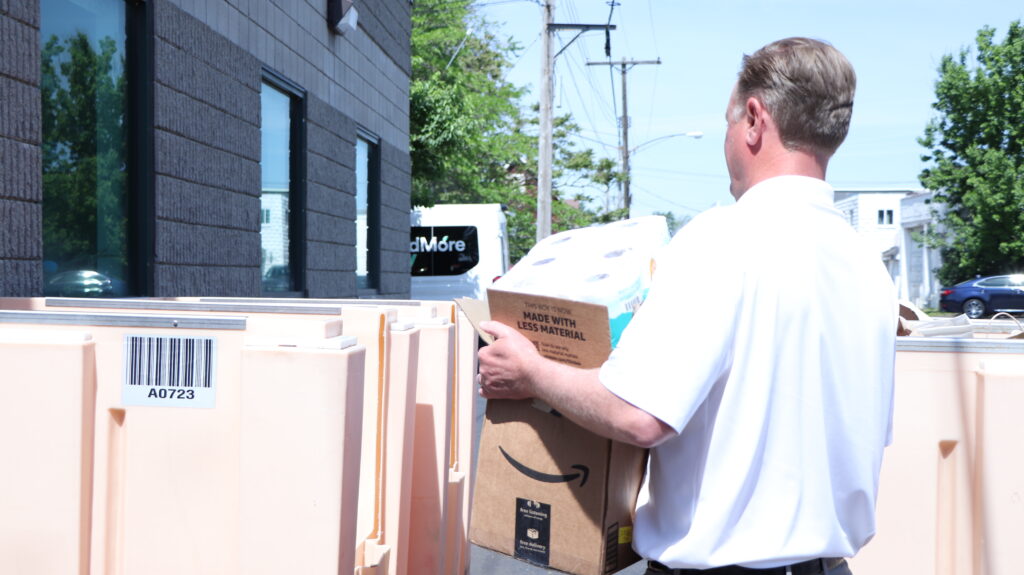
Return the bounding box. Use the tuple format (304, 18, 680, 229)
(477, 320, 544, 400)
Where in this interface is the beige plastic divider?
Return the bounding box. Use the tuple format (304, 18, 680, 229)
(849, 338, 1024, 575)
(332, 305, 404, 575)
(337, 299, 477, 575)
(0, 305, 365, 575)
(322, 300, 479, 575)
(408, 319, 456, 575)
(83, 296, 395, 572)
(452, 304, 479, 575)
(972, 359, 1024, 575)
(43, 297, 375, 575)
(240, 341, 365, 575)
(34, 297, 347, 342)
(317, 301, 471, 575)
(196, 297, 477, 575)
(355, 321, 421, 575)
(0, 329, 96, 575)
(0, 309, 249, 575)
(183, 297, 422, 575)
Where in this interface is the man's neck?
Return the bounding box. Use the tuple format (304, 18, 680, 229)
(734, 148, 829, 200)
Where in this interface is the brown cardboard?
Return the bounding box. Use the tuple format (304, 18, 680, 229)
(460, 290, 647, 575)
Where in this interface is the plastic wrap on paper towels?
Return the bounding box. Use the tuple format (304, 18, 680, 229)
(494, 216, 669, 347)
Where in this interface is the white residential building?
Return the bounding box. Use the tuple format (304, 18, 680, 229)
(834, 188, 944, 309)
(833, 188, 907, 254)
(895, 191, 945, 309)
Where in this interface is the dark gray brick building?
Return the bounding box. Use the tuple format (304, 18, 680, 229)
(0, 0, 412, 298)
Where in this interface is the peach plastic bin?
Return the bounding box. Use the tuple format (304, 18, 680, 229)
(239, 340, 366, 575)
(408, 319, 455, 575)
(0, 329, 96, 575)
(849, 337, 1024, 575)
(195, 297, 478, 575)
(356, 321, 421, 575)
(0, 305, 365, 575)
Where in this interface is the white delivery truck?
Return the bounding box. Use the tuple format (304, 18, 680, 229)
(410, 203, 511, 300)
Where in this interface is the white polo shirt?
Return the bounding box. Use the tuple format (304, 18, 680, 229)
(600, 176, 897, 569)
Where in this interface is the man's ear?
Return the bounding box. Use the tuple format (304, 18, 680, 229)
(744, 96, 767, 147)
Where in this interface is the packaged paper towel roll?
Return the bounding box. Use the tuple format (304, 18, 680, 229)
(494, 216, 669, 346)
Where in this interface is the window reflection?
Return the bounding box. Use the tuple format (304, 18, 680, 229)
(41, 0, 130, 297)
(356, 135, 379, 290)
(261, 83, 292, 292)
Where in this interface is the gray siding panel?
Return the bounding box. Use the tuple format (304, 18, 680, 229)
(154, 264, 261, 296)
(154, 131, 260, 195)
(156, 220, 260, 266)
(154, 83, 261, 161)
(358, 0, 412, 76)
(0, 76, 41, 145)
(154, 39, 260, 124)
(1, 0, 40, 27)
(377, 137, 410, 297)
(0, 139, 41, 202)
(0, 198, 41, 259)
(152, 0, 264, 295)
(0, 4, 41, 296)
(307, 270, 353, 298)
(155, 177, 259, 230)
(0, 260, 42, 295)
(1, 14, 40, 85)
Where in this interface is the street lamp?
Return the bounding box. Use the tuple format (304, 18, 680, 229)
(630, 131, 704, 155)
(623, 131, 703, 215)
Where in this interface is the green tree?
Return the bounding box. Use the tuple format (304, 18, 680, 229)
(410, 0, 530, 207)
(654, 211, 690, 236)
(41, 31, 127, 274)
(410, 0, 626, 263)
(919, 21, 1024, 285)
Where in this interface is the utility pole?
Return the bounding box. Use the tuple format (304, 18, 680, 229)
(587, 58, 660, 215)
(536, 2, 614, 242)
(537, 0, 554, 242)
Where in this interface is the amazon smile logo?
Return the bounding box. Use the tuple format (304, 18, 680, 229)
(498, 446, 590, 487)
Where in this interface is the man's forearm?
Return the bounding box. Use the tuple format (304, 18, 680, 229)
(529, 360, 673, 448)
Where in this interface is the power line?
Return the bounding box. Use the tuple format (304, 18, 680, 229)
(629, 184, 714, 215)
(560, 52, 610, 145)
(604, 2, 620, 155)
(632, 166, 729, 180)
(588, 58, 662, 214)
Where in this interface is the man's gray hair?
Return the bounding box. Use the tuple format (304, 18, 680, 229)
(734, 37, 856, 156)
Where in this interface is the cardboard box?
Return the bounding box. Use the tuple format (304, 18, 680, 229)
(462, 290, 647, 575)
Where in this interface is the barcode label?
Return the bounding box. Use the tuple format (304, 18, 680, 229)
(122, 335, 217, 408)
(625, 294, 644, 313)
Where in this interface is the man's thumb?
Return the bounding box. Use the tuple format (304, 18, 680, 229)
(479, 320, 514, 340)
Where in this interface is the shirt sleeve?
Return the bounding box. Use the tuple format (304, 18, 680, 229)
(599, 211, 745, 434)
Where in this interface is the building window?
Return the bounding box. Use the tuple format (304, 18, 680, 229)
(41, 0, 137, 297)
(877, 209, 894, 225)
(260, 71, 306, 294)
(356, 132, 381, 290)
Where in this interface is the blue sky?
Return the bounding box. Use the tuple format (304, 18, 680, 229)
(472, 0, 1024, 218)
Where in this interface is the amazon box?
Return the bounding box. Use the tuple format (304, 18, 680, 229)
(463, 289, 647, 575)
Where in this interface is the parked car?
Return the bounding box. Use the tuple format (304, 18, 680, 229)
(262, 264, 292, 292)
(44, 269, 115, 297)
(939, 274, 1024, 319)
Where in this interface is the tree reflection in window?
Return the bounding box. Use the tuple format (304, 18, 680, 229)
(41, 0, 129, 297)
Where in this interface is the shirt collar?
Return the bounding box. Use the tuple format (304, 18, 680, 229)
(737, 176, 835, 206)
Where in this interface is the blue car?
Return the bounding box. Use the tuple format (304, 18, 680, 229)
(939, 274, 1024, 319)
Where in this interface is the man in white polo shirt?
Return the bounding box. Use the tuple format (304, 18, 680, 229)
(477, 37, 897, 575)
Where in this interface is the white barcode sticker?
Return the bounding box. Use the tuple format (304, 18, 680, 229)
(121, 335, 218, 408)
